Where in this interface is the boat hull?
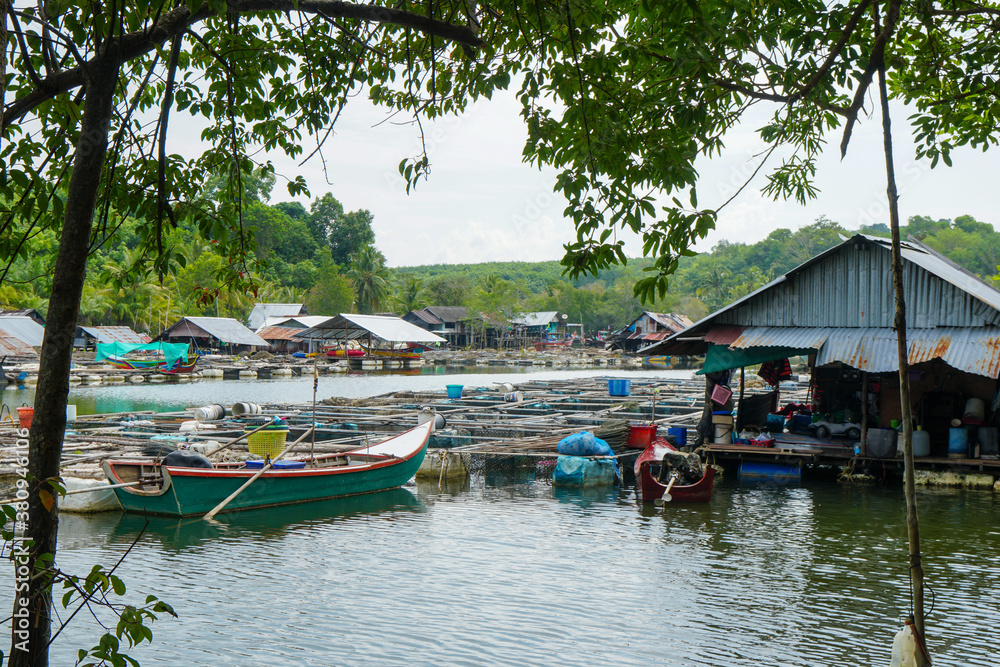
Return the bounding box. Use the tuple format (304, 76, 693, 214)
(103, 423, 430, 517)
(634, 439, 714, 503)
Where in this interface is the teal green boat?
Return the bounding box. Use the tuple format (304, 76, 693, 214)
(101, 422, 431, 517)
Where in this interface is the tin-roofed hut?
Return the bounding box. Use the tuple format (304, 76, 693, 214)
(643, 234, 1000, 459)
(294, 314, 445, 359)
(156, 317, 268, 355)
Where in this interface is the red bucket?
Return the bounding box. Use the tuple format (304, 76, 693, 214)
(17, 407, 34, 430)
(626, 423, 658, 449)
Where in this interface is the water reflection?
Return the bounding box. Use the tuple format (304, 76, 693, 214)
(79, 487, 424, 552)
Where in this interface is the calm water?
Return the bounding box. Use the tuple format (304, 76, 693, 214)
(3, 368, 999, 665)
(2, 365, 691, 416)
(6, 476, 999, 665)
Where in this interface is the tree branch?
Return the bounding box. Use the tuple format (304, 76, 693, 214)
(840, 0, 903, 158)
(2, 0, 482, 129)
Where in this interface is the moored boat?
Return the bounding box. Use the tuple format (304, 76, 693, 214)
(98, 341, 198, 374)
(634, 437, 714, 503)
(101, 421, 432, 517)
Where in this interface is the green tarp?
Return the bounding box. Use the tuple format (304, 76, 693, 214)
(95, 342, 190, 366)
(697, 343, 813, 375)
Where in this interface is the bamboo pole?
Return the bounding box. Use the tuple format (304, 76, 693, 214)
(878, 43, 926, 641)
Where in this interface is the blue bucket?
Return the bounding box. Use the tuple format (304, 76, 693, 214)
(446, 385, 464, 399)
(608, 379, 631, 396)
(666, 426, 687, 447)
(948, 427, 969, 459)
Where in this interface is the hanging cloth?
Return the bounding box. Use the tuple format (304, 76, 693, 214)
(758, 358, 792, 386)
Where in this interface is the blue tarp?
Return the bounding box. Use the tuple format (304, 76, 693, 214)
(95, 341, 190, 366)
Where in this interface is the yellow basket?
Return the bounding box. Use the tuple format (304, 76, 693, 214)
(246, 428, 288, 457)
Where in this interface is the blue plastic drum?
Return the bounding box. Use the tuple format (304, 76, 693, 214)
(948, 427, 969, 459)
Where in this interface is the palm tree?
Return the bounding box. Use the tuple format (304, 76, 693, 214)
(347, 245, 391, 314)
(396, 275, 424, 314)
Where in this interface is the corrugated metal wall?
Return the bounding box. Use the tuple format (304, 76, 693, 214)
(716, 241, 1000, 328)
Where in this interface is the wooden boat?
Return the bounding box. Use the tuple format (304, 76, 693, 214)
(634, 437, 714, 503)
(324, 347, 365, 359)
(105, 355, 199, 374)
(101, 422, 432, 517)
(532, 338, 572, 351)
(360, 344, 424, 360)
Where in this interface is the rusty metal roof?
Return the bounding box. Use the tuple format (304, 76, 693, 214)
(724, 326, 1000, 378)
(257, 326, 304, 342)
(0, 316, 44, 347)
(0, 333, 37, 356)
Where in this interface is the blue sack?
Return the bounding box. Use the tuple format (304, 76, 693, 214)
(552, 456, 617, 487)
(557, 431, 613, 456)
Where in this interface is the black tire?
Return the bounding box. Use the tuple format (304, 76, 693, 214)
(815, 425, 831, 439)
(846, 427, 861, 440)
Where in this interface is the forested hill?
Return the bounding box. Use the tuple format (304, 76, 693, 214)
(2, 197, 996, 336)
(395, 214, 1000, 326)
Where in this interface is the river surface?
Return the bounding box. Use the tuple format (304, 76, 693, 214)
(2, 367, 999, 665)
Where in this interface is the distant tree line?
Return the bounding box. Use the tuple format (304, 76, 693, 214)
(2, 205, 995, 337)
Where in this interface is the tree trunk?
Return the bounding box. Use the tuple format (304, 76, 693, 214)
(10, 52, 118, 666)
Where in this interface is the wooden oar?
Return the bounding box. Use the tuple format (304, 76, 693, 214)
(202, 426, 314, 521)
(203, 421, 281, 458)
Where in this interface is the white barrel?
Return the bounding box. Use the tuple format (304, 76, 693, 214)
(232, 402, 261, 416)
(65, 404, 77, 423)
(195, 404, 227, 422)
(963, 398, 985, 421)
(713, 423, 733, 444)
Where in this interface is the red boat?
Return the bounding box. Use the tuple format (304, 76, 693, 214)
(634, 437, 714, 503)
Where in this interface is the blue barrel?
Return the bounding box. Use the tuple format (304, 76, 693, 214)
(666, 426, 687, 447)
(948, 427, 969, 458)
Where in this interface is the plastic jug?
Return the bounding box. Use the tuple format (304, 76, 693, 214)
(912, 427, 931, 457)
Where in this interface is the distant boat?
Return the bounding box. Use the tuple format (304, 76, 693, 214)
(532, 338, 572, 351)
(102, 421, 432, 517)
(642, 355, 673, 369)
(324, 347, 365, 359)
(99, 342, 198, 374)
(360, 343, 428, 360)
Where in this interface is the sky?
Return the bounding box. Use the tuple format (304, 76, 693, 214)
(258, 88, 1000, 269)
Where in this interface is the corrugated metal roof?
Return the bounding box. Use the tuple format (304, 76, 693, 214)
(168, 317, 268, 346)
(407, 310, 442, 325)
(732, 327, 833, 350)
(645, 312, 694, 332)
(258, 316, 329, 331)
(646, 234, 1000, 357)
(724, 326, 1000, 378)
(79, 326, 149, 344)
(424, 306, 467, 323)
(0, 333, 37, 356)
(704, 325, 746, 346)
(247, 303, 305, 330)
(0, 309, 45, 325)
(0, 316, 44, 346)
(257, 325, 305, 341)
(513, 311, 559, 327)
(294, 314, 446, 344)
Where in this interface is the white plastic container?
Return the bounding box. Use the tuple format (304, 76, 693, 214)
(912, 428, 931, 457)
